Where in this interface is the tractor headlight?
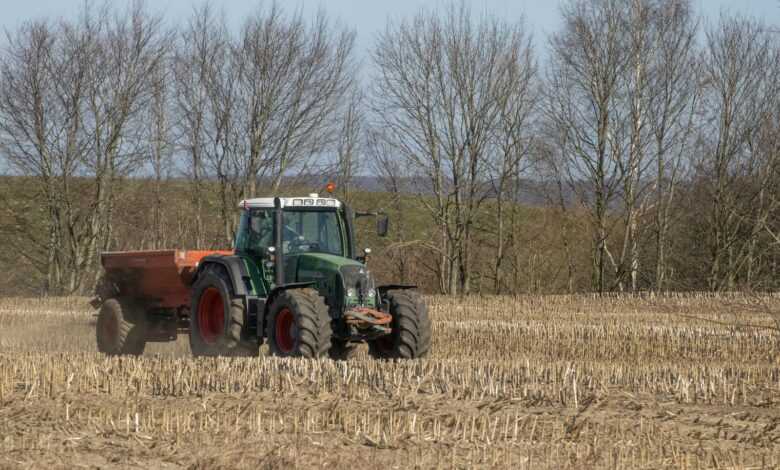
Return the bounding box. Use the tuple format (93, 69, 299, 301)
(346, 288, 356, 298)
(366, 289, 375, 298)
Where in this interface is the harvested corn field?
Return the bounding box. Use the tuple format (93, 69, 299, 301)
(2, 294, 780, 469)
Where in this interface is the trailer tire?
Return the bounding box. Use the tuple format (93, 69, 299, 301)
(266, 289, 331, 358)
(368, 290, 430, 360)
(96, 298, 146, 356)
(189, 267, 257, 357)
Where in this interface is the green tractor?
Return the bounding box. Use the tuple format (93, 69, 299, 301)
(94, 193, 431, 360)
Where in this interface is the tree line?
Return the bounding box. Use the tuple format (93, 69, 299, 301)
(0, 0, 779, 296)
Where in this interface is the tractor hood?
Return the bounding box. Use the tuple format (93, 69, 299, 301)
(290, 253, 376, 307)
(292, 252, 362, 279)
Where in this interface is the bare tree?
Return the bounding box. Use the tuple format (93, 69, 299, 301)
(366, 128, 412, 283)
(174, 3, 356, 245)
(546, 0, 630, 293)
(172, 3, 225, 248)
(544, 0, 700, 293)
(699, 14, 780, 290)
(0, 1, 168, 293)
(613, 0, 655, 292)
(147, 55, 173, 249)
(231, 5, 355, 196)
(486, 35, 537, 294)
(537, 132, 579, 293)
(334, 89, 363, 204)
(646, 0, 699, 290)
(0, 20, 64, 293)
(370, 3, 534, 294)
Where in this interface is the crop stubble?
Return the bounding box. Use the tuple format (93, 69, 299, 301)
(1, 294, 780, 469)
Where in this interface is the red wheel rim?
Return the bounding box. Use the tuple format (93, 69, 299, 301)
(275, 308, 297, 353)
(101, 313, 118, 344)
(198, 287, 224, 344)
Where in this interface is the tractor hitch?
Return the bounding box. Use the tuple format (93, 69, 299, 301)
(344, 307, 392, 335)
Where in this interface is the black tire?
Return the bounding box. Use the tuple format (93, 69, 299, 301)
(96, 298, 146, 356)
(329, 338, 359, 360)
(368, 289, 431, 360)
(94, 276, 118, 301)
(189, 266, 257, 357)
(266, 288, 332, 358)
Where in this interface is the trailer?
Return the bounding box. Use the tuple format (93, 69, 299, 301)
(93, 249, 231, 355)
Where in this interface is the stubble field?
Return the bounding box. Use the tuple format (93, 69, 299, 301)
(1, 294, 780, 469)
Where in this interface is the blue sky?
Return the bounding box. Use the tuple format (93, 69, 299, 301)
(1, 0, 779, 56)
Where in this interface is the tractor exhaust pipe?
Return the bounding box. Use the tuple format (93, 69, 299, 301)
(273, 197, 285, 286)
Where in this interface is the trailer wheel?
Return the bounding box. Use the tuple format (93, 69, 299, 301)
(266, 289, 331, 358)
(189, 267, 257, 357)
(368, 290, 431, 360)
(96, 298, 146, 356)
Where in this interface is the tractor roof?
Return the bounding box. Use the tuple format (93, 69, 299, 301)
(238, 195, 342, 209)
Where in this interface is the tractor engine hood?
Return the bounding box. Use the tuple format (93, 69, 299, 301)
(292, 253, 376, 307)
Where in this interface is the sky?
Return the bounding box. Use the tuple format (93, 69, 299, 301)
(0, 0, 777, 176)
(1, 0, 779, 59)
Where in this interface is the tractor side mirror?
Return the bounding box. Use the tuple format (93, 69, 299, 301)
(377, 215, 389, 237)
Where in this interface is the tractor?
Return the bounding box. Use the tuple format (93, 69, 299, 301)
(92, 193, 431, 359)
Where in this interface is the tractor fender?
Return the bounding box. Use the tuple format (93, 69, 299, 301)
(377, 284, 417, 297)
(377, 285, 418, 311)
(194, 255, 252, 297)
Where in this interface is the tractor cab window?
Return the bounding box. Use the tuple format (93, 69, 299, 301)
(283, 209, 344, 256)
(236, 209, 273, 253)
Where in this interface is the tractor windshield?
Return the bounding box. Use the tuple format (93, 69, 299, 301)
(282, 209, 345, 256)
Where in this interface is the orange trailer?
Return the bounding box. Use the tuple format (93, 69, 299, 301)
(99, 249, 232, 309)
(94, 249, 232, 350)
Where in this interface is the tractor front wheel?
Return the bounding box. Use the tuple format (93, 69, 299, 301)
(96, 298, 147, 356)
(368, 289, 431, 360)
(266, 289, 332, 358)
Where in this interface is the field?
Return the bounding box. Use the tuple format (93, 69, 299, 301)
(2, 294, 780, 469)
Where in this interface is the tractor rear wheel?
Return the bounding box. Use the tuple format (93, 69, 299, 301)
(266, 289, 331, 358)
(96, 298, 147, 356)
(368, 289, 431, 360)
(189, 266, 257, 357)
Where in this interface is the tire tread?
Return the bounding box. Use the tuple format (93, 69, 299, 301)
(368, 289, 430, 360)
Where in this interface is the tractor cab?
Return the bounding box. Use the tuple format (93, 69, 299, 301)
(234, 194, 384, 291)
(235, 195, 352, 276)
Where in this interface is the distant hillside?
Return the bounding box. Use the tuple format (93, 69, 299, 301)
(0, 175, 594, 296)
